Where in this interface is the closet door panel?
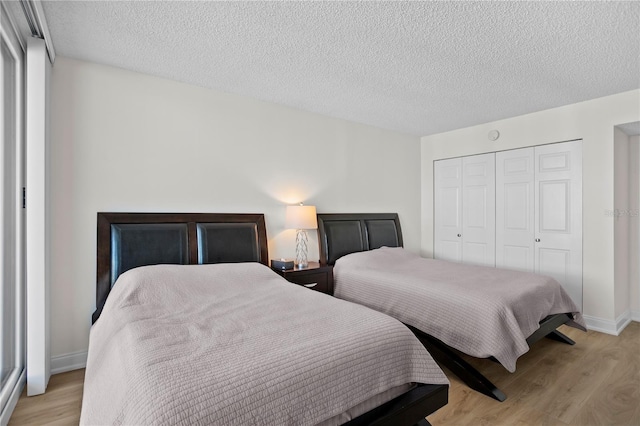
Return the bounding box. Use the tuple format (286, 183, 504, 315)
(462, 153, 496, 266)
(434, 158, 462, 262)
(535, 141, 583, 310)
(502, 245, 532, 272)
(539, 180, 570, 231)
(496, 148, 535, 272)
(538, 248, 570, 285)
(504, 183, 530, 229)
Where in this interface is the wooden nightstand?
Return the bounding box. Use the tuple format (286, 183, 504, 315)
(272, 262, 334, 295)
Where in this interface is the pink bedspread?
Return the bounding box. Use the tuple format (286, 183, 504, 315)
(334, 247, 586, 372)
(81, 262, 448, 425)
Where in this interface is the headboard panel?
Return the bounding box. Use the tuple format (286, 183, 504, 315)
(196, 222, 261, 264)
(95, 212, 268, 323)
(317, 213, 403, 265)
(110, 223, 190, 286)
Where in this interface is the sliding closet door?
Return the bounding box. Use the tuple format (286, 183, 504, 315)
(495, 148, 535, 272)
(535, 141, 583, 310)
(434, 158, 463, 262)
(461, 153, 495, 266)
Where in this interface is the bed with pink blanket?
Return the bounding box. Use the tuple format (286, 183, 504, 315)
(81, 212, 449, 425)
(317, 213, 586, 402)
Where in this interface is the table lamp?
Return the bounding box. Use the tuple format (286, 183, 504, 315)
(285, 203, 317, 268)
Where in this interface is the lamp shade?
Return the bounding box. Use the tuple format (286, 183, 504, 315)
(285, 205, 318, 230)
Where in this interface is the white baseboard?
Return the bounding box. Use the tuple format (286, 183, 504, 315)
(51, 351, 87, 375)
(584, 311, 636, 336)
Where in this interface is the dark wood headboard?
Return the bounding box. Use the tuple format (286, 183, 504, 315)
(317, 213, 403, 265)
(94, 212, 268, 323)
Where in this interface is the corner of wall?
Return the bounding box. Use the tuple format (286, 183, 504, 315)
(583, 310, 633, 336)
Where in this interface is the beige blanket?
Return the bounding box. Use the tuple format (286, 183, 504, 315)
(80, 263, 448, 425)
(334, 248, 586, 373)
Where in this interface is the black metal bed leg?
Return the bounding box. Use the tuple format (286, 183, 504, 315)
(526, 313, 574, 346)
(545, 329, 575, 345)
(408, 326, 507, 402)
(416, 419, 431, 426)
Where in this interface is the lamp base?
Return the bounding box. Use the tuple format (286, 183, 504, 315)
(295, 229, 309, 269)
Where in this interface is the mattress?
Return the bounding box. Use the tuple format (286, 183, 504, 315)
(333, 247, 586, 372)
(80, 262, 448, 425)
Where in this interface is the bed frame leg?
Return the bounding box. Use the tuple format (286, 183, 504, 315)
(408, 326, 507, 402)
(545, 330, 575, 345)
(526, 313, 574, 346)
(416, 419, 431, 426)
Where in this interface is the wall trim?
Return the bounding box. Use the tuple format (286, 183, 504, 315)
(584, 311, 635, 336)
(615, 312, 633, 334)
(51, 351, 87, 375)
(26, 37, 51, 396)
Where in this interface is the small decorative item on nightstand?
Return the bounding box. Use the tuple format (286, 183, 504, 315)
(271, 258, 294, 270)
(272, 262, 334, 295)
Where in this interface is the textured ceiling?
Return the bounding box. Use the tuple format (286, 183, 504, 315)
(31, 1, 640, 136)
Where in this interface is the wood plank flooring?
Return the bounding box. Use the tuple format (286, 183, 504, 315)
(427, 322, 640, 426)
(8, 368, 84, 425)
(8, 322, 640, 425)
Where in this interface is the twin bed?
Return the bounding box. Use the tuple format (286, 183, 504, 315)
(81, 213, 449, 426)
(317, 213, 586, 402)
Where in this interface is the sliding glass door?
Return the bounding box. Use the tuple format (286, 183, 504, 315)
(0, 4, 25, 419)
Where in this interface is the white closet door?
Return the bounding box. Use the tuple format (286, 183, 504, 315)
(496, 148, 535, 272)
(535, 141, 583, 310)
(434, 157, 462, 262)
(462, 153, 496, 266)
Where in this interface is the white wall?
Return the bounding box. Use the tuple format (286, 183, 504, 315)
(629, 135, 640, 319)
(613, 128, 630, 321)
(50, 57, 421, 360)
(421, 90, 640, 332)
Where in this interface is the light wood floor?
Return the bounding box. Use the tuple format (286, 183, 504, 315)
(8, 322, 640, 425)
